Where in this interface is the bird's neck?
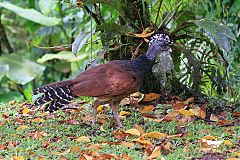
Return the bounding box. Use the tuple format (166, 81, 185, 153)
(132, 54, 155, 75)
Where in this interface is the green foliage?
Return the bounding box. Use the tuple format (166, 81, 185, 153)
(0, 1, 61, 26)
(0, 0, 239, 103)
(0, 54, 45, 85)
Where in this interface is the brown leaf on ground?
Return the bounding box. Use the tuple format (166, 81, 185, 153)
(76, 136, 90, 142)
(232, 112, 240, 117)
(160, 141, 172, 154)
(142, 132, 167, 139)
(210, 114, 219, 122)
(133, 137, 152, 145)
(161, 111, 178, 122)
(134, 125, 145, 135)
(122, 154, 132, 160)
(173, 102, 187, 111)
(143, 93, 160, 102)
(148, 146, 161, 159)
(140, 105, 155, 113)
(125, 129, 141, 136)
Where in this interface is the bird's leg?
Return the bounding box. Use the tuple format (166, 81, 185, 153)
(111, 100, 123, 128)
(92, 100, 101, 125)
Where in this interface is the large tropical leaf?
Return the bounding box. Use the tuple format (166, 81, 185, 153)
(194, 19, 236, 52)
(72, 32, 93, 55)
(0, 1, 60, 26)
(37, 51, 88, 63)
(0, 54, 45, 85)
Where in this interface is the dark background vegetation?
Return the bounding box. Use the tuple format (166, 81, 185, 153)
(0, 0, 239, 104)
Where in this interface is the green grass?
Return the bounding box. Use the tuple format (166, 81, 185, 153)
(0, 101, 239, 160)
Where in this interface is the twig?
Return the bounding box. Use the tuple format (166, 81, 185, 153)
(83, 5, 102, 25)
(154, 0, 163, 26)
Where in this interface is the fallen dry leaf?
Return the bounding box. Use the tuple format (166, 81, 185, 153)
(70, 146, 81, 153)
(83, 154, 93, 160)
(134, 125, 145, 135)
(122, 154, 132, 160)
(97, 105, 104, 114)
(119, 111, 131, 116)
(121, 141, 135, 148)
(143, 93, 160, 102)
(21, 106, 30, 115)
(190, 106, 206, 119)
(179, 109, 195, 116)
(12, 156, 24, 160)
(33, 118, 45, 123)
(148, 146, 161, 159)
(232, 112, 240, 117)
(142, 132, 167, 139)
(16, 125, 29, 131)
(140, 105, 155, 113)
(125, 129, 141, 136)
(76, 136, 90, 142)
(173, 102, 187, 111)
(133, 137, 152, 145)
(210, 114, 219, 122)
(224, 140, 234, 146)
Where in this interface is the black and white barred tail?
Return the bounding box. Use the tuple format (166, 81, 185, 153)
(32, 80, 76, 112)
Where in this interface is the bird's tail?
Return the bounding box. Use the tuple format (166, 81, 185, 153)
(32, 80, 76, 112)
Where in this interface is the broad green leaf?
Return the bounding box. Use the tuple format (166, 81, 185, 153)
(0, 91, 23, 102)
(194, 19, 236, 52)
(0, 64, 9, 80)
(96, 23, 127, 34)
(37, 51, 88, 63)
(82, 0, 112, 4)
(72, 32, 93, 55)
(38, 0, 57, 15)
(0, 54, 45, 85)
(0, 1, 60, 26)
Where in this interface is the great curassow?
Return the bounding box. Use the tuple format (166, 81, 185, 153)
(32, 33, 173, 128)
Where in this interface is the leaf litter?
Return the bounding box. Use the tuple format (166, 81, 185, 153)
(0, 93, 239, 159)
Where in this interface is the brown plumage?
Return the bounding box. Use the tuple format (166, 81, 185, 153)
(32, 33, 173, 128)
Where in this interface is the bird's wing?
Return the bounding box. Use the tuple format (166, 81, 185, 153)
(70, 61, 139, 97)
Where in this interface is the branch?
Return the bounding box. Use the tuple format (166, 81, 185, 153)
(83, 5, 102, 25)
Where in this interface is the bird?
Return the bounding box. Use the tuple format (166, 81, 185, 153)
(32, 32, 173, 128)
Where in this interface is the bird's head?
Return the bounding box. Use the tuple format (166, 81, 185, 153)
(146, 33, 173, 60)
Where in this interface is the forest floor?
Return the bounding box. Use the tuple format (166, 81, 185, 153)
(0, 93, 239, 160)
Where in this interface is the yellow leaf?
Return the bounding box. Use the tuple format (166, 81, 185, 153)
(70, 146, 81, 153)
(190, 106, 206, 118)
(119, 111, 131, 116)
(134, 31, 154, 38)
(148, 146, 161, 159)
(227, 158, 238, 160)
(133, 137, 152, 145)
(125, 129, 141, 136)
(13, 156, 24, 160)
(142, 132, 167, 139)
(134, 125, 145, 135)
(224, 140, 233, 146)
(76, 136, 90, 142)
(121, 141, 135, 148)
(179, 109, 194, 116)
(234, 151, 240, 156)
(22, 107, 30, 114)
(201, 135, 217, 140)
(97, 105, 104, 114)
(16, 125, 29, 131)
(33, 118, 45, 123)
